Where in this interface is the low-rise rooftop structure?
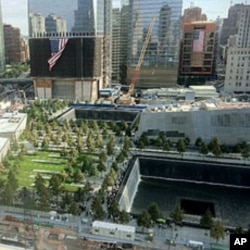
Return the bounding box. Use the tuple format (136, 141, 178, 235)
(0, 112, 27, 142)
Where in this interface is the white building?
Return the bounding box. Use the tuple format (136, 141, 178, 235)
(91, 221, 135, 241)
(0, 112, 27, 142)
(0, 137, 10, 162)
(29, 13, 46, 37)
(224, 46, 250, 93)
(136, 100, 250, 145)
(224, 5, 250, 93)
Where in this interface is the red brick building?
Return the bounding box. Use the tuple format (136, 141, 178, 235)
(179, 21, 217, 83)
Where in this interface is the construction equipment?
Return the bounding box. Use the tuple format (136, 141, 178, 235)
(117, 16, 156, 105)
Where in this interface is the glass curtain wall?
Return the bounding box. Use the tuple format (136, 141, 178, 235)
(121, 0, 183, 87)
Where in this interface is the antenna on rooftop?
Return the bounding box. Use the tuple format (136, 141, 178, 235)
(190, 1, 195, 8)
(230, 0, 233, 7)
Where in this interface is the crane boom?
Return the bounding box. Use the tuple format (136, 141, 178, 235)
(127, 16, 156, 97)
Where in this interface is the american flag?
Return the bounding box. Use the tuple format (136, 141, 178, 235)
(48, 38, 68, 71)
(193, 31, 204, 52)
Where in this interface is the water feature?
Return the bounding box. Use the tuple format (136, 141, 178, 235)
(126, 156, 250, 227)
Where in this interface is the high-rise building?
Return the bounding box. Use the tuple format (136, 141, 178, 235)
(220, 4, 245, 46)
(183, 7, 207, 24)
(224, 5, 250, 93)
(112, 8, 122, 83)
(178, 21, 217, 84)
(29, 13, 46, 37)
(120, 0, 183, 88)
(0, 2, 5, 73)
(3, 24, 27, 64)
(45, 14, 67, 35)
(28, 0, 112, 100)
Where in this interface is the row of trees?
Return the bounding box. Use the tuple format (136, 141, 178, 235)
(138, 132, 250, 158)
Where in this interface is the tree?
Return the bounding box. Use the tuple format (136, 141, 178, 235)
(2, 183, 14, 206)
(106, 140, 115, 156)
(99, 151, 107, 163)
(97, 161, 107, 177)
(137, 210, 152, 229)
(210, 220, 225, 242)
(176, 139, 186, 155)
(91, 196, 106, 220)
(208, 137, 222, 157)
(147, 202, 162, 221)
(200, 209, 213, 228)
(69, 201, 80, 215)
(184, 136, 190, 147)
(7, 170, 18, 191)
(170, 204, 184, 224)
(163, 140, 171, 151)
(119, 210, 130, 224)
(34, 173, 45, 196)
(195, 137, 203, 147)
(49, 175, 62, 196)
(108, 200, 120, 219)
(199, 142, 209, 155)
(87, 132, 95, 153)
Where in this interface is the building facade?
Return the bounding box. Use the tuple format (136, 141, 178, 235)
(28, 0, 112, 100)
(220, 4, 245, 46)
(0, 2, 5, 73)
(182, 6, 207, 24)
(178, 21, 216, 84)
(136, 102, 250, 145)
(3, 24, 27, 64)
(45, 14, 67, 35)
(112, 8, 122, 83)
(224, 5, 250, 93)
(120, 0, 183, 88)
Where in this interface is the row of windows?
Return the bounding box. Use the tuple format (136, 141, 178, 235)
(229, 50, 250, 55)
(183, 46, 214, 52)
(229, 56, 250, 61)
(182, 61, 212, 66)
(183, 54, 213, 59)
(229, 62, 250, 67)
(181, 67, 212, 72)
(228, 82, 250, 87)
(184, 32, 214, 39)
(183, 39, 214, 46)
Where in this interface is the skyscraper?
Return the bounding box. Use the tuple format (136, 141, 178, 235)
(224, 5, 250, 93)
(0, 2, 5, 73)
(120, 0, 183, 88)
(178, 21, 216, 84)
(28, 0, 112, 100)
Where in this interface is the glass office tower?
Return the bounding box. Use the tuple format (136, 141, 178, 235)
(121, 0, 183, 87)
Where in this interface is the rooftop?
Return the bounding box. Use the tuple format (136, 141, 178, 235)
(145, 100, 250, 113)
(0, 112, 27, 133)
(92, 221, 136, 233)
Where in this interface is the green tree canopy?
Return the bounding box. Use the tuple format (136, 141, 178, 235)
(200, 209, 213, 228)
(210, 220, 225, 242)
(147, 202, 162, 221)
(170, 204, 184, 224)
(137, 210, 152, 228)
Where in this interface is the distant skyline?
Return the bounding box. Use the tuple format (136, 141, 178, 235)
(1, 0, 248, 36)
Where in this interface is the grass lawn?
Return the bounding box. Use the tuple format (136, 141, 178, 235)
(9, 151, 68, 188)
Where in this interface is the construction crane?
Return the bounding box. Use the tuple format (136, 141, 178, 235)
(117, 16, 156, 105)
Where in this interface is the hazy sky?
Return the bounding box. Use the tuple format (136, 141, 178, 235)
(1, 0, 247, 36)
